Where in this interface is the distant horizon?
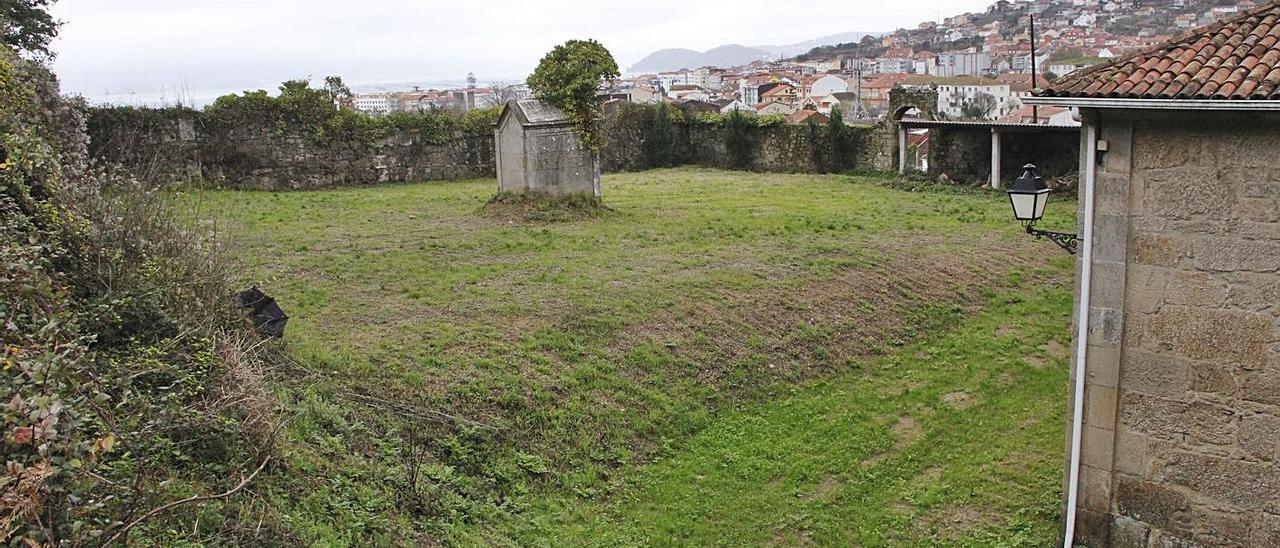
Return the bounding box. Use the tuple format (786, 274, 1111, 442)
(73, 76, 530, 108)
(47, 0, 991, 107)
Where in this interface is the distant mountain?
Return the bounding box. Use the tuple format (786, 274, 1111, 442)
(753, 31, 884, 58)
(626, 32, 886, 74)
(627, 44, 771, 74)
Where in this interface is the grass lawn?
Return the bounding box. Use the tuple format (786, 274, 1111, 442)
(197, 167, 1076, 546)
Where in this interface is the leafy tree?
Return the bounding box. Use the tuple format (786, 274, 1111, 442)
(323, 75, 354, 108)
(723, 108, 754, 170)
(960, 91, 998, 120)
(645, 102, 676, 168)
(527, 39, 619, 152)
(277, 78, 340, 124)
(0, 0, 59, 58)
(826, 105, 849, 172)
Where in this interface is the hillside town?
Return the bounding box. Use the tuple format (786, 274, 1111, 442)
(349, 0, 1263, 125)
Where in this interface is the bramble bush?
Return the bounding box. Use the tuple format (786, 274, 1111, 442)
(1, 42, 278, 546)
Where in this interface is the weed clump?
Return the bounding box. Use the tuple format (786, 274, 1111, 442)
(480, 191, 612, 223)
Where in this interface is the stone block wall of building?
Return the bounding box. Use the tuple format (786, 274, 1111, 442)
(1068, 110, 1280, 547)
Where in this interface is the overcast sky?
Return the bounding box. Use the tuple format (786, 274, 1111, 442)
(50, 0, 992, 105)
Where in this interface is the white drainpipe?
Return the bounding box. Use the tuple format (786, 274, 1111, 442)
(1063, 118, 1099, 547)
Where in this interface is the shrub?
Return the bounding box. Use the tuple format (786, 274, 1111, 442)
(1, 44, 277, 546)
(527, 39, 620, 152)
(722, 108, 755, 170)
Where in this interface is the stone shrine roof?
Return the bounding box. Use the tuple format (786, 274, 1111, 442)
(503, 99, 572, 128)
(1041, 0, 1280, 100)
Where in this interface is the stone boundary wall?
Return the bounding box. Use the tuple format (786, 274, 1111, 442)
(88, 106, 899, 189)
(599, 119, 884, 175)
(86, 108, 495, 190)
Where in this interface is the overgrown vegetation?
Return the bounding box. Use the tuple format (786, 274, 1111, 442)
(201, 167, 1076, 544)
(482, 191, 611, 223)
(1, 33, 276, 546)
(527, 39, 620, 152)
(87, 79, 500, 154)
(203, 79, 499, 148)
(599, 101, 866, 174)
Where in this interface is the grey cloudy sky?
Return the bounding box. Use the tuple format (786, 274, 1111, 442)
(50, 0, 992, 104)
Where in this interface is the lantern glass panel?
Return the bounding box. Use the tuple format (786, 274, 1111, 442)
(1009, 188, 1049, 221)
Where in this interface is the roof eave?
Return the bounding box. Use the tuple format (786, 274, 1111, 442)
(1025, 96, 1280, 111)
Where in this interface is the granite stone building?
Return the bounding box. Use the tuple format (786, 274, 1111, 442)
(495, 99, 601, 198)
(1028, 3, 1280, 546)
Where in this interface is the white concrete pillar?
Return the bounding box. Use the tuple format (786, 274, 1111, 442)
(898, 126, 908, 174)
(990, 128, 1002, 189)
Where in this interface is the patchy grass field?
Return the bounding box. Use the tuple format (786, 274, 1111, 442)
(198, 167, 1076, 545)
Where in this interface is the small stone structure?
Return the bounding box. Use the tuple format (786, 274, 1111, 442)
(1057, 109, 1280, 547)
(496, 99, 600, 197)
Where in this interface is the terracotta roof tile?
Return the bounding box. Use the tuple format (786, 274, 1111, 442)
(1041, 0, 1280, 100)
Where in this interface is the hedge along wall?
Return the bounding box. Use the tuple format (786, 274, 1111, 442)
(86, 101, 888, 190)
(598, 102, 883, 175)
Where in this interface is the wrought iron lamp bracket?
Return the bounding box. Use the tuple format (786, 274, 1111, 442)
(1024, 222, 1079, 255)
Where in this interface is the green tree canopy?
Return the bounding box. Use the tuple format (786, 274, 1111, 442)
(527, 39, 619, 152)
(1, 0, 59, 58)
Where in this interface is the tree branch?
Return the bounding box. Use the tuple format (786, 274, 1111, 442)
(99, 455, 271, 547)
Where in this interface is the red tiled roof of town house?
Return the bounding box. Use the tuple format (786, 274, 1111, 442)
(786, 110, 830, 124)
(1041, 0, 1280, 99)
(995, 73, 1052, 89)
(760, 84, 796, 97)
(995, 105, 1071, 124)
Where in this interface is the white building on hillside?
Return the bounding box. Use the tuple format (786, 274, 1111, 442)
(719, 99, 752, 113)
(804, 74, 849, 99)
(657, 71, 694, 90)
(931, 80, 1014, 119)
(936, 52, 992, 77)
(353, 93, 395, 114)
(689, 67, 723, 89)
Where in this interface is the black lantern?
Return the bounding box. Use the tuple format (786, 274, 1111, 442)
(1007, 164, 1050, 223)
(1007, 163, 1079, 255)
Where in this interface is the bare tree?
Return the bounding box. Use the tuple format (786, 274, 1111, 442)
(960, 91, 997, 120)
(483, 84, 524, 107)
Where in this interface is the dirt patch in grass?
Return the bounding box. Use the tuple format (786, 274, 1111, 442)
(478, 192, 613, 223)
(912, 503, 1002, 539)
(863, 415, 924, 466)
(1039, 339, 1069, 359)
(941, 391, 976, 410)
(911, 466, 943, 485)
(801, 474, 844, 501)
